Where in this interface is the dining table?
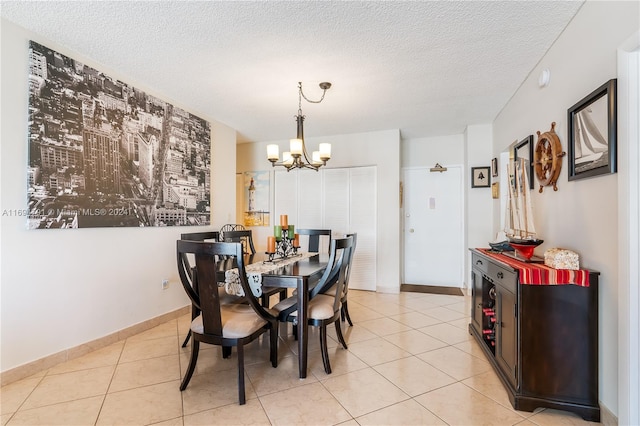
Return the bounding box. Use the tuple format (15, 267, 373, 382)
(221, 252, 328, 379)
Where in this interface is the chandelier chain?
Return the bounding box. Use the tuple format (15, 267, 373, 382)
(298, 81, 328, 105)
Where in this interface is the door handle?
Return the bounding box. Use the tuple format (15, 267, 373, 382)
(409, 229, 414, 233)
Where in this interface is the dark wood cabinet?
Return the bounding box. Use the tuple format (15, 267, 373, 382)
(469, 249, 600, 422)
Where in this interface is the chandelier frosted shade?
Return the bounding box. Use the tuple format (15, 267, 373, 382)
(319, 143, 331, 161)
(267, 144, 279, 161)
(290, 139, 303, 157)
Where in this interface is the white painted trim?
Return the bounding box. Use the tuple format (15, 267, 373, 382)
(617, 30, 640, 426)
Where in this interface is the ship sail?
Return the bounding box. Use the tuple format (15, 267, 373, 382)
(504, 158, 536, 241)
(574, 107, 608, 164)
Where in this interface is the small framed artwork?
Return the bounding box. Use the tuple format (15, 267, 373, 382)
(491, 158, 498, 177)
(514, 135, 534, 189)
(567, 79, 617, 181)
(491, 182, 500, 199)
(471, 166, 491, 188)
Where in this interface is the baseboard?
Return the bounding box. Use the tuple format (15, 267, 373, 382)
(400, 284, 464, 296)
(600, 401, 618, 426)
(1, 305, 190, 386)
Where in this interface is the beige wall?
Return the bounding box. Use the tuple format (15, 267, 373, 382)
(492, 0, 640, 417)
(0, 19, 237, 373)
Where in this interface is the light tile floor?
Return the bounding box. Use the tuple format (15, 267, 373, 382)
(1, 291, 600, 425)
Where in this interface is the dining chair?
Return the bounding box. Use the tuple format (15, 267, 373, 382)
(296, 228, 331, 253)
(177, 240, 278, 405)
(272, 236, 353, 374)
(223, 229, 287, 306)
(322, 233, 357, 326)
(179, 231, 244, 348)
(222, 230, 256, 255)
(218, 223, 245, 242)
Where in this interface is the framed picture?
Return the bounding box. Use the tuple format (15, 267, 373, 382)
(471, 166, 491, 188)
(491, 158, 498, 177)
(514, 135, 534, 189)
(567, 79, 617, 181)
(491, 182, 500, 199)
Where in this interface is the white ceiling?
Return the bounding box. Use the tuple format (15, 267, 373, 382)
(1, 1, 584, 143)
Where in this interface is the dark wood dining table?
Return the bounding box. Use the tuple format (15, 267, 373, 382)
(222, 252, 328, 379)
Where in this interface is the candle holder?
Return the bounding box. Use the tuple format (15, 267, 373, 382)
(265, 226, 300, 263)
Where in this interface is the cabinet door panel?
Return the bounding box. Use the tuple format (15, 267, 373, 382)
(471, 270, 483, 331)
(497, 288, 517, 387)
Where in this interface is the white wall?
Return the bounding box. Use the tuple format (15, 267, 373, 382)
(237, 129, 401, 293)
(402, 132, 494, 291)
(464, 124, 494, 289)
(0, 19, 237, 373)
(492, 0, 640, 417)
(402, 134, 464, 168)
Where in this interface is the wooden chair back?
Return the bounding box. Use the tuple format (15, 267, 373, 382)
(176, 240, 273, 335)
(296, 228, 331, 253)
(223, 230, 256, 255)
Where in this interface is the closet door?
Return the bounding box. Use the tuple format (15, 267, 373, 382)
(349, 167, 376, 291)
(274, 166, 377, 291)
(322, 168, 350, 234)
(297, 170, 322, 228)
(274, 170, 298, 225)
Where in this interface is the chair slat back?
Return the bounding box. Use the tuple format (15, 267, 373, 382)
(310, 236, 353, 305)
(177, 240, 274, 336)
(296, 229, 331, 253)
(223, 230, 256, 255)
(219, 224, 245, 242)
(342, 233, 358, 299)
(178, 231, 220, 294)
(180, 231, 219, 241)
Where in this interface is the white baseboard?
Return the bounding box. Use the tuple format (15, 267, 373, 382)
(1, 305, 190, 386)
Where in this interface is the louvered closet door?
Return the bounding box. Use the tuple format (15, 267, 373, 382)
(348, 167, 376, 291)
(274, 170, 298, 225)
(297, 170, 322, 228)
(274, 166, 377, 291)
(322, 168, 350, 235)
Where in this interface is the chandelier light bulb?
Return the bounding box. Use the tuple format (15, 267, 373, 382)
(290, 139, 303, 157)
(312, 151, 321, 165)
(267, 144, 279, 161)
(282, 151, 293, 166)
(319, 143, 331, 161)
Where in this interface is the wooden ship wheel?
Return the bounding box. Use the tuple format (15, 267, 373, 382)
(534, 122, 565, 192)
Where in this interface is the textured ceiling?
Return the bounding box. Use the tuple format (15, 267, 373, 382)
(1, 1, 583, 143)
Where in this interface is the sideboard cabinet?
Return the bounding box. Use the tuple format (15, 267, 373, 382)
(469, 249, 600, 422)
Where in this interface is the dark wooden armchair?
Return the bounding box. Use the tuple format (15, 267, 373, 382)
(177, 240, 278, 405)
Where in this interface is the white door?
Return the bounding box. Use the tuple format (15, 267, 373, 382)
(403, 166, 463, 287)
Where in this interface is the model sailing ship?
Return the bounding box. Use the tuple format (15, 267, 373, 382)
(503, 157, 543, 261)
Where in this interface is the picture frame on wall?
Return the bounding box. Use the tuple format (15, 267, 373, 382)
(491, 182, 500, 199)
(491, 158, 498, 177)
(567, 79, 617, 181)
(514, 135, 534, 189)
(471, 166, 491, 188)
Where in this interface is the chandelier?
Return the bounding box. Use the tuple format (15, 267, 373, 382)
(267, 81, 332, 171)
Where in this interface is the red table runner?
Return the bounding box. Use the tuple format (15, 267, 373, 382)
(478, 248, 590, 287)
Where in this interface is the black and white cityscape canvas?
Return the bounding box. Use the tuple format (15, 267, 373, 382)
(27, 41, 211, 229)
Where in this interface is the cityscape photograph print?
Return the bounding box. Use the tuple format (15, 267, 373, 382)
(26, 41, 211, 229)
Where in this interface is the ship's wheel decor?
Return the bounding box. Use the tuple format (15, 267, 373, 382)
(534, 122, 566, 193)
